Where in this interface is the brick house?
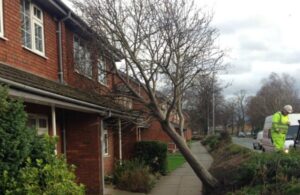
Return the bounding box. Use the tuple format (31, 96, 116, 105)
(113, 73, 193, 153)
(0, 0, 192, 193)
(0, 0, 141, 194)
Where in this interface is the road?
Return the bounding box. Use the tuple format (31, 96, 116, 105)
(232, 136, 255, 150)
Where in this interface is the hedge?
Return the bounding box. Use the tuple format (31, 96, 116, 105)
(134, 141, 168, 175)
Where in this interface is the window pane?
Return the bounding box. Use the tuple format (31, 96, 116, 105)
(33, 6, 42, 19)
(73, 35, 92, 77)
(98, 58, 107, 84)
(38, 128, 48, 135)
(73, 36, 80, 70)
(38, 118, 47, 128)
(34, 23, 43, 52)
(20, 0, 31, 48)
(104, 132, 108, 154)
(85, 51, 92, 77)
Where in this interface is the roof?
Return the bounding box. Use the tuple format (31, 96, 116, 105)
(0, 63, 135, 116)
(116, 71, 169, 102)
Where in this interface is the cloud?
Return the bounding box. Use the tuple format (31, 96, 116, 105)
(262, 50, 300, 64)
(227, 62, 252, 74)
(220, 73, 261, 97)
(239, 39, 268, 51)
(217, 17, 265, 35)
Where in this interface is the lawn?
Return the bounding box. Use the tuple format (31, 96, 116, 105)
(167, 153, 186, 173)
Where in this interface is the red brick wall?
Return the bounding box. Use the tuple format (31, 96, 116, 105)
(121, 125, 138, 160)
(184, 128, 192, 141)
(103, 128, 115, 175)
(141, 120, 172, 143)
(64, 27, 114, 95)
(65, 111, 103, 194)
(0, 0, 116, 97)
(0, 0, 59, 81)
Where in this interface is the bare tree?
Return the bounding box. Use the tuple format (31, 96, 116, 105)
(247, 73, 299, 129)
(72, 0, 224, 188)
(185, 74, 226, 135)
(234, 90, 247, 132)
(218, 99, 236, 133)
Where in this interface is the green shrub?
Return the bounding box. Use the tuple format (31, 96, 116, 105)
(0, 86, 34, 177)
(6, 154, 85, 195)
(202, 135, 220, 151)
(208, 131, 300, 194)
(0, 85, 84, 194)
(227, 144, 252, 156)
(202, 132, 232, 152)
(226, 150, 300, 194)
(113, 159, 157, 193)
(240, 150, 300, 186)
(134, 141, 168, 175)
(284, 181, 300, 195)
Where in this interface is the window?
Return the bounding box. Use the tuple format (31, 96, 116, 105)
(97, 56, 107, 84)
(0, 0, 3, 37)
(103, 130, 109, 156)
(27, 115, 48, 135)
(21, 0, 45, 55)
(115, 96, 133, 109)
(73, 35, 92, 78)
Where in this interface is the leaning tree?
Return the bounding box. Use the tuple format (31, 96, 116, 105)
(72, 0, 224, 188)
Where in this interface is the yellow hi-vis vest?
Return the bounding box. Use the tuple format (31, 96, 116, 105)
(271, 111, 289, 134)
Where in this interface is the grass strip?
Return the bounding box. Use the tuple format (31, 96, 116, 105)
(167, 153, 186, 173)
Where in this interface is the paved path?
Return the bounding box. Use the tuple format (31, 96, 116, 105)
(104, 141, 213, 195)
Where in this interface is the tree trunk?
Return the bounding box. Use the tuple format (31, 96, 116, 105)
(177, 101, 185, 140)
(179, 114, 185, 139)
(159, 117, 219, 189)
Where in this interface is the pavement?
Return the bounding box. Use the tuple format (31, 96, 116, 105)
(104, 141, 213, 195)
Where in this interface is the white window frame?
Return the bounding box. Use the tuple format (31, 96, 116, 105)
(103, 129, 109, 156)
(21, 0, 45, 56)
(97, 56, 107, 85)
(27, 114, 49, 135)
(116, 96, 133, 109)
(73, 34, 93, 78)
(0, 0, 3, 38)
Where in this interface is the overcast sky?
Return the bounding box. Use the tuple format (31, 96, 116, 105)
(62, 0, 300, 97)
(197, 0, 300, 97)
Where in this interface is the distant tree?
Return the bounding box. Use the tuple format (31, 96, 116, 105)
(218, 99, 236, 134)
(185, 74, 225, 134)
(246, 95, 265, 131)
(234, 90, 247, 132)
(246, 73, 299, 129)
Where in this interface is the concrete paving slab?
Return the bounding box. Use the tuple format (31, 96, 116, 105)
(177, 187, 202, 195)
(180, 175, 202, 186)
(104, 188, 145, 195)
(149, 188, 179, 195)
(156, 176, 182, 185)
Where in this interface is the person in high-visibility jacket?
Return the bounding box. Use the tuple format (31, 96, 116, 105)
(271, 105, 293, 150)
